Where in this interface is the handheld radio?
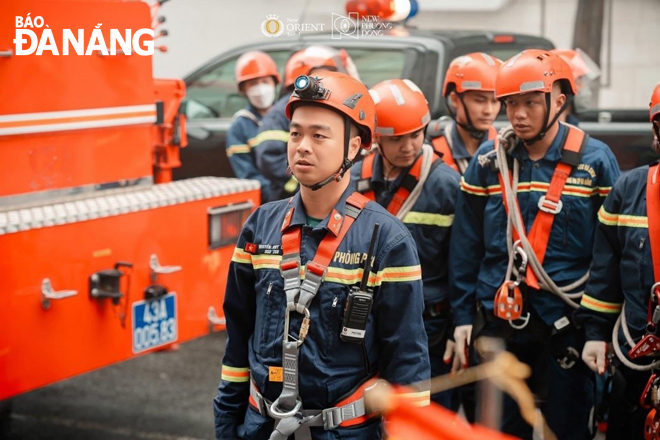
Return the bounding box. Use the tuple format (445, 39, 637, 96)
(341, 223, 379, 343)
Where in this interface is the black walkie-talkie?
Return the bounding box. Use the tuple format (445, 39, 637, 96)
(341, 223, 379, 343)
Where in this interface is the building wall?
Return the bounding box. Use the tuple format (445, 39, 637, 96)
(153, 0, 660, 109)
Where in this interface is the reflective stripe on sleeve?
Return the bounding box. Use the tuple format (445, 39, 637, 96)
(221, 365, 250, 383)
(231, 248, 252, 264)
(581, 294, 623, 314)
(252, 129, 290, 147)
(226, 144, 251, 157)
(402, 211, 454, 227)
(597, 206, 648, 228)
(460, 177, 489, 196)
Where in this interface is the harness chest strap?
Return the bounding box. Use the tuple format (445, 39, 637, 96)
(270, 192, 371, 436)
(496, 125, 587, 289)
(648, 164, 660, 287)
(357, 151, 439, 216)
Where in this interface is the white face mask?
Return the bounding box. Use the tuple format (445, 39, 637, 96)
(246, 83, 276, 110)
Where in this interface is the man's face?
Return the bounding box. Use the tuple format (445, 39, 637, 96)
(504, 87, 565, 140)
(377, 128, 425, 169)
(452, 90, 501, 131)
(241, 76, 275, 94)
(288, 105, 359, 186)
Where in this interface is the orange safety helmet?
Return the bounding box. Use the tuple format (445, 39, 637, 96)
(284, 46, 350, 88)
(369, 79, 431, 136)
(650, 83, 660, 122)
(552, 49, 590, 81)
(443, 52, 502, 96)
(496, 49, 577, 99)
(235, 51, 281, 87)
(286, 71, 376, 149)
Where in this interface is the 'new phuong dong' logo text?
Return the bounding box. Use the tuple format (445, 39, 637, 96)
(13, 13, 155, 56)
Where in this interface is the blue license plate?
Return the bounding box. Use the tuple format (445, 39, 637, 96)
(132, 293, 178, 354)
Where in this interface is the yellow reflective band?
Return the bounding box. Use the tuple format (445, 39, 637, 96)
(226, 144, 251, 157)
(581, 294, 623, 314)
(221, 365, 250, 383)
(251, 254, 283, 270)
(489, 181, 598, 198)
(373, 265, 422, 285)
(232, 248, 252, 264)
(252, 130, 290, 148)
(284, 176, 299, 194)
(402, 211, 454, 227)
(325, 266, 364, 285)
(247, 137, 257, 148)
(598, 207, 648, 228)
(460, 177, 489, 196)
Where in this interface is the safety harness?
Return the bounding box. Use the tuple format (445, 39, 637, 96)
(253, 192, 378, 440)
(605, 164, 660, 439)
(492, 125, 588, 328)
(432, 125, 497, 174)
(356, 146, 441, 218)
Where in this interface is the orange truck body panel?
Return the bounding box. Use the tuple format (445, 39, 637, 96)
(0, 0, 259, 400)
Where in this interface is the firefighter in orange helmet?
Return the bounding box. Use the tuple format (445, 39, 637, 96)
(428, 53, 502, 174)
(575, 83, 660, 440)
(449, 49, 620, 439)
(214, 71, 430, 439)
(227, 51, 281, 202)
(252, 46, 359, 202)
(552, 48, 601, 125)
(351, 78, 461, 410)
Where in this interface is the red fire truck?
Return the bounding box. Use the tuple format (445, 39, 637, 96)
(0, 0, 258, 405)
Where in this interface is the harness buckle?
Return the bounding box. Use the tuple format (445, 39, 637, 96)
(280, 256, 301, 290)
(537, 196, 563, 214)
(297, 261, 326, 309)
(557, 346, 579, 369)
(269, 396, 303, 420)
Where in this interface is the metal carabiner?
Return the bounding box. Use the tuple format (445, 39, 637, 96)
(512, 240, 528, 287)
(283, 302, 311, 347)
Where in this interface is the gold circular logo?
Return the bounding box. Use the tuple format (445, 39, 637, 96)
(261, 16, 284, 38)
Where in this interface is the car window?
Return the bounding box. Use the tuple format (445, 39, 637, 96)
(186, 50, 292, 120)
(343, 48, 409, 88)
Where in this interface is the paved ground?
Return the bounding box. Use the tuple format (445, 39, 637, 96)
(2, 330, 607, 440)
(4, 332, 228, 440)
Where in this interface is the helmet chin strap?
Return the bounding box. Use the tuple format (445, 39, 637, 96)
(653, 121, 660, 154)
(520, 93, 574, 146)
(445, 94, 486, 140)
(299, 115, 354, 191)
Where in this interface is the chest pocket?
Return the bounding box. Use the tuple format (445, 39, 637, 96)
(254, 275, 286, 360)
(316, 283, 350, 361)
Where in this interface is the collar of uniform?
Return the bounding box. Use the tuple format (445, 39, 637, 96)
(246, 103, 264, 121)
(449, 122, 491, 160)
(370, 150, 421, 186)
(449, 123, 471, 160)
(282, 185, 356, 236)
(509, 122, 566, 163)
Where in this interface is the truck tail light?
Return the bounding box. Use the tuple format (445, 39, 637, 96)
(493, 35, 515, 43)
(208, 202, 254, 249)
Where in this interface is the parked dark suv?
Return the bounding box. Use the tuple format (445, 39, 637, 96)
(174, 29, 556, 180)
